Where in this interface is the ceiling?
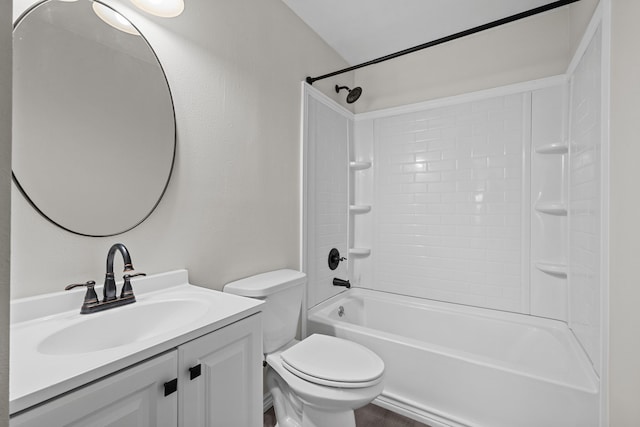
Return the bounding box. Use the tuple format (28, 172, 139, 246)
(281, 0, 564, 66)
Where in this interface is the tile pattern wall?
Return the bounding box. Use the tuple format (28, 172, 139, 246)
(372, 94, 528, 312)
(306, 96, 350, 309)
(569, 27, 602, 374)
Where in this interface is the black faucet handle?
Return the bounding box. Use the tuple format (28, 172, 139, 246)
(120, 272, 146, 299)
(328, 248, 347, 270)
(124, 272, 147, 279)
(65, 280, 99, 305)
(64, 280, 96, 290)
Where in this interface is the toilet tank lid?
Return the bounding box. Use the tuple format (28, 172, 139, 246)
(223, 269, 306, 298)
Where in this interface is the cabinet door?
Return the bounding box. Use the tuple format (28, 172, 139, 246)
(179, 314, 262, 427)
(11, 351, 178, 427)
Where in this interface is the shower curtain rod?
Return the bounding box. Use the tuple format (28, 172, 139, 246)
(305, 0, 580, 85)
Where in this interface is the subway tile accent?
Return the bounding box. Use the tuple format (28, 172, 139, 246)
(372, 94, 526, 312)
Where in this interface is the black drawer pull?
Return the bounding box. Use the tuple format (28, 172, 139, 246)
(164, 378, 178, 396)
(189, 364, 202, 380)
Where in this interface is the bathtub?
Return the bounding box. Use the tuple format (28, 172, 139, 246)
(307, 288, 599, 427)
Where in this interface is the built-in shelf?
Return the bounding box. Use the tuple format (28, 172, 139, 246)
(535, 202, 568, 216)
(535, 142, 568, 155)
(535, 261, 568, 278)
(349, 161, 372, 171)
(349, 248, 371, 257)
(349, 205, 371, 214)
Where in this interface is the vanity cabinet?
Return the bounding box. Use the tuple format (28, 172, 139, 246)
(11, 351, 179, 427)
(11, 314, 262, 427)
(180, 313, 262, 427)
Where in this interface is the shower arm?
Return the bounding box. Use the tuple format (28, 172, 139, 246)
(305, 0, 580, 85)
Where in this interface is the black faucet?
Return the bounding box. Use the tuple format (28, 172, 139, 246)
(65, 243, 145, 314)
(103, 243, 135, 302)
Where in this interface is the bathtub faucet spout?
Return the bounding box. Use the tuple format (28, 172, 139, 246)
(333, 278, 351, 288)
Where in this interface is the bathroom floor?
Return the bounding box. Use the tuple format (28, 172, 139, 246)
(263, 403, 432, 427)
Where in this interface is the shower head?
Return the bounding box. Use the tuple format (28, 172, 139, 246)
(335, 85, 363, 104)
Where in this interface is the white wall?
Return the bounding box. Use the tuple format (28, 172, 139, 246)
(354, 1, 598, 114)
(10, 0, 352, 298)
(569, 0, 600, 55)
(0, 0, 10, 422)
(609, 0, 640, 424)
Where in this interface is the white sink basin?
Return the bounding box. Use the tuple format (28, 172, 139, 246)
(10, 270, 264, 415)
(37, 299, 209, 355)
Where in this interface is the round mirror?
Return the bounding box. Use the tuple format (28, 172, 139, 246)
(13, 0, 176, 236)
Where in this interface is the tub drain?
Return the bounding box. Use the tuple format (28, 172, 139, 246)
(338, 305, 345, 317)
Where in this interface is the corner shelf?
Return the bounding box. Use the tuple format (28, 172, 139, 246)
(349, 161, 372, 171)
(535, 142, 568, 155)
(349, 248, 371, 257)
(535, 261, 568, 278)
(349, 205, 371, 214)
(534, 202, 567, 216)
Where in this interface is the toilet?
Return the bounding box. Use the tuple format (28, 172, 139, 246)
(224, 269, 384, 427)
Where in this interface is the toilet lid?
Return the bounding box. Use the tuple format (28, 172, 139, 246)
(280, 334, 384, 388)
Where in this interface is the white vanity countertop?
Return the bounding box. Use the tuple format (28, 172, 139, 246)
(10, 270, 263, 415)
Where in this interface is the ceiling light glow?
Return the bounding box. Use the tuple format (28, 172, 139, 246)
(130, 0, 184, 18)
(92, 3, 139, 35)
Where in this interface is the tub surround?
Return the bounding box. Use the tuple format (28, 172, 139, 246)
(568, 23, 603, 375)
(304, 73, 605, 426)
(303, 89, 351, 309)
(305, 77, 577, 318)
(530, 85, 569, 320)
(358, 90, 531, 314)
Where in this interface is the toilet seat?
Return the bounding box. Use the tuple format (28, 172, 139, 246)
(266, 349, 385, 411)
(280, 334, 384, 388)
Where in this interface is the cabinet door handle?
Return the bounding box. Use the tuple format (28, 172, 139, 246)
(189, 364, 202, 380)
(164, 378, 178, 396)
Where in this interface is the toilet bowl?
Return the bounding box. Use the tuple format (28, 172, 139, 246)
(224, 270, 385, 427)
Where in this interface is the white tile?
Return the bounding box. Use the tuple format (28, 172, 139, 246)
(371, 93, 526, 313)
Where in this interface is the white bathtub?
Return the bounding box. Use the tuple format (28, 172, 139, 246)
(307, 288, 599, 427)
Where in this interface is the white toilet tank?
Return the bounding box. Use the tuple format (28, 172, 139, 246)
(224, 269, 306, 354)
